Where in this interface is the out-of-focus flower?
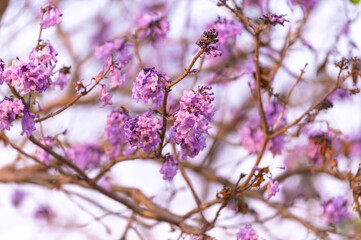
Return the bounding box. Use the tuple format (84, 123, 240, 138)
(239, 101, 286, 156)
(66, 143, 102, 170)
(267, 177, 279, 200)
(35, 136, 54, 165)
(262, 14, 289, 26)
(159, 154, 178, 180)
(211, 17, 242, 45)
(236, 224, 259, 240)
(322, 196, 350, 224)
(99, 84, 113, 108)
(11, 190, 25, 208)
(135, 12, 169, 43)
(39, 2, 62, 29)
(34, 204, 55, 222)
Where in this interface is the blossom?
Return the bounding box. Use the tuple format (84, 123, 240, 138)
(39, 2, 62, 29)
(322, 196, 350, 224)
(239, 101, 285, 156)
(95, 38, 132, 66)
(159, 154, 178, 180)
(211, 17, 242, 45)
(132, 67, 170, 108)
(11, 190, 25, 208)
(135, 12, 169, 43)
(236, 224, 259, 240)
(170, 86, 215, 159)
(105, 109, 130, 145)
(52, 66, 70, 90)
(0, 97, 25, 131)
(262, 14, 289, 26)
(21, 110, 36, 137)
(109, 65, 126, 89)
(267, 177, 279, 200)
(104, 109, 130, 159)
(99, 84, 113, 108)
(34, 205, 55, 222)
(196, 29, 222, 57)
(124, 111, 162, 152)
(66, 143, 101, 170)
(3, 42, 57, 95)
(35, 136, 54, 166)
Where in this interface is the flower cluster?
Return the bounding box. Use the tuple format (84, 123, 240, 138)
(211, 17, 242, 45)
(261, 14, 288, 26)
(132, 67, 170, 108)
(124, 111, 162, 152)
(2, 42, 58, 95)
(104, 109, 130, 159)
(239, 101, 285, 156)
(196, 29, 222, 57)
(159, 154, 178, 180)
(35, 137, 54, 166)
(135, 12, 169, 43)
(236, 224, 259, 240)
(39, 2, 63, 29)
(0, 97, 25, 131)
(66, 143, 101, 170)
(170, 86, 215, 160)
(322, 196, 350, 224)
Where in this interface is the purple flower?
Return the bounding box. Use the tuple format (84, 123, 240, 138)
(104, 109, 130, 160)
(124, 111, 162, 152)
(34, 204, 55, 222)
(196, 29, 222, 57)
(135, 13, 169, 43)
(170, 86, 215, 159)
(0, 97, 25, 131)
(66, 143, 101, 170)
(99, 84, 113, 108)
(105, 109, 130, 145)
(262, 14, 289, 26)
(322, 196, 350, 224)
(39, 3, 62, 29)
(21, 110, 36, 137)
(132, 67, 170, 108)
(35, 136, 54, 166)
(236, 224, 259, 240)
(267, 177, 279, 200)
(95, 38, 132, 66)
(239, 101, 285, 156)
(52, 66, 70, 90)
(11, 190, 25, 208)
(211, 17, 242, 45)
(159, 154, 178, 180)
(109, 66, 126, 89)
(3, 43, 57, 95)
